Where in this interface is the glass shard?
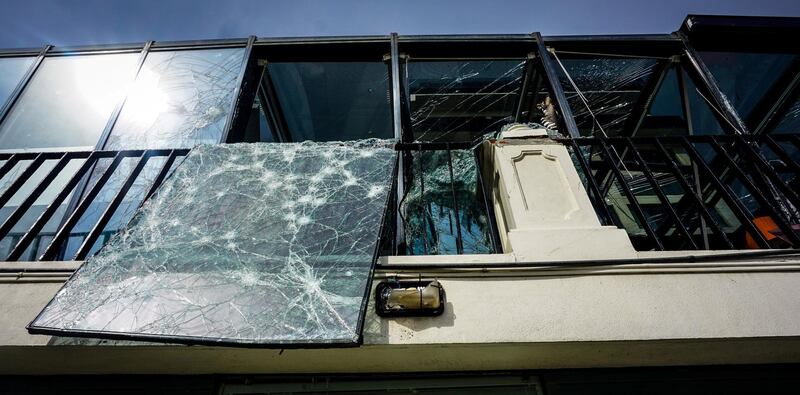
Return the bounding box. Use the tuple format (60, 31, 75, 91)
(30, 141, 396, 346)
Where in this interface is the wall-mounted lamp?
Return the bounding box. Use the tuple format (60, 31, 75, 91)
(375, 279, 445, 317)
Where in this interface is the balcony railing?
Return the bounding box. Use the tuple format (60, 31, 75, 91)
(0, 149, 189, 261)
(562, 134, 800, 251)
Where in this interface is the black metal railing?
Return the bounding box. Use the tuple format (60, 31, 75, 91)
(386, 142, 502, 256)
(0, 149, 189, 261)
(562, 134, 800, 251)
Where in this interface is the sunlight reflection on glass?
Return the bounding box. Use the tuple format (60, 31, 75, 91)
(106, 48, 245, 150)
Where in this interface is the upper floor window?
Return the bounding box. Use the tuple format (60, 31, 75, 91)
(0, 53, 138, 151)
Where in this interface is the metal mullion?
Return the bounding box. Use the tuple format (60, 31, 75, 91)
(678, 34, 749, 134)
(220, 35, 257, 143)
(7, 153, 98, 261)
(0, 152, 71, 241)
(625, 138, 699, 249)
(677, 66, 709, 248)
(652, 139, 735, 248)
(95, 41, 154, 150)
(39, 152, 128, 261)
(597, 138, 664, 250)
(472, 147, 501, 253)
(260, 61, 292, 142)
(534, 32, 581, 138)
(73, 153, 152, 260)
(445, 145, 464, 254)
(678, 139, 769, 248)
(732, 136, 800, 209)
(705, 138, 800, 246)
(0, 155, 22, 180)
(140, 150, 180, 204)
(763, 135, 800, 173)
(0, 153, 46, 209)
(513, 54, 535, 122)
(0, 45, 51, 125)
(568, 140, 615, 225)
(390, 33, 408, 253)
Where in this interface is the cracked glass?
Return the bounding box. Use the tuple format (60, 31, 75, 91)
(106, 48, 246, 149)
(408, 60, 525, 143)
(30, 140, 396, 346)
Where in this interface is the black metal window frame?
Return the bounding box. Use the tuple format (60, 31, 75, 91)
(0, 16, 797, 260)
(679, 14, 800, 135)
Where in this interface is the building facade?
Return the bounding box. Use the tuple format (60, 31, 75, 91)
(0, 14, 799, 393)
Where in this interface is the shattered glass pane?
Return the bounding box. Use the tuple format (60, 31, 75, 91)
(106, 48, 246, 149)
(30, 141, 396, 346)
(409, 60, 525, 142)
(401, 150, 495, 254)
(554, 57, 658, 137)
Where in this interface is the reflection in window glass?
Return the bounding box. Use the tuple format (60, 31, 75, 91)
(636, 65, 688, 137)
(408, 60, 524, 142)
(0, 54, 138, 151)
(106, 48, 245, 149)
(0, 56, 34, 108)
(554, 57, 658, 137)
(699, 51, 798, 129)
(269, 62, 392, 142)
(402, 150, 495, 255)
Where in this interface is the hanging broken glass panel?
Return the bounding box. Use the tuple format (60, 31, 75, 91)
(106, 48, 246, 150)
(408, 60, 525, 143)
(30, 141, 396, 346)
(401, 149, 495, 255)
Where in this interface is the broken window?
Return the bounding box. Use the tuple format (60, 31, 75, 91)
(30, 141, 396, 346)
(106, 48, 246, 150)
(408, 60, 525, 142)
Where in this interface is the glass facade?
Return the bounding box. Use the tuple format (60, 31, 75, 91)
(106, 48, 246, 150)
(268, 61, 393, 142)
(408, 60, 525, 142)
(0, 53, 138, 151)
(0, 20, 795, 266)
(0, 56, 34, 109)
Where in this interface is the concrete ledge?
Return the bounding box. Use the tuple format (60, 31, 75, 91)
(0, 337, 799, 374)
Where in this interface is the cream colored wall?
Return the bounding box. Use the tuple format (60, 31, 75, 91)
(1, 133, 799, 374)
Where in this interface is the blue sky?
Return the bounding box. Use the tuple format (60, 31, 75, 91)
(1, 0, 800, 48)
